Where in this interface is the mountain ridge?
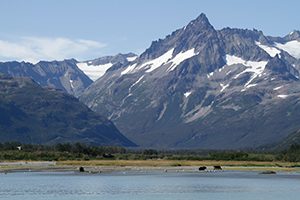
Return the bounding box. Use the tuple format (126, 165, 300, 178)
(0, 59, 92, 97)
(0, 73, 136, 147)
(80, 13, 300, 149)
(1, 13, 300, 149)
(0, 52, 138, 96)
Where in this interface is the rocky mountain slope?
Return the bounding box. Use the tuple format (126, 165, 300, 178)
(0, 53, 137, 97)
(0, 74, 136, 147)
(0, 59, 92, 97)
(275, 129, 300, 150)
(80, 14, 300, 149)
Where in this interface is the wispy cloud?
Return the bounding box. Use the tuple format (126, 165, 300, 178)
(0, 37, 106, 63)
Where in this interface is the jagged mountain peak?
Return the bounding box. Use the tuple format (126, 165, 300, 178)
(188, 13, 212, 29)
(36, 58, 78, 67)
(80, 13, 300, 150)
(110, 14, 299, 79)
(219, 27, 264, 39)
(139, 13, 218, 61)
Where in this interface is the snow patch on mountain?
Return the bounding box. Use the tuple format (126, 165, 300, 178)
(157, 103, 167, 121)
(121, 49, 174, 74)
(69, 79, 74, 89)
(275, 40, 300, 59)
(207, 71, 214, 78)
(226, 55, 267, 72)
(127, 56, 138, 62)
(274, 85, 283, 91)
(277, 94, 289, 99)
(121, 63, 137, 75)
(255, 42, 281, 57)
(220, 83, 229, 92)
(226, 55, 267, 87)
(246, 83, 257, 89)
(167, 48, 197, 71)
(226, 55, 246, 66)
(129, 75, 144, 91)
(121, 48, 198, 75)
(77, 62, 113, 81)
(226, 70, 232, 75)
(143, 49, 174, 72)
(184, 104, 212, 123)
(241, 83, 257, 92)
(184, 91, 192, 98)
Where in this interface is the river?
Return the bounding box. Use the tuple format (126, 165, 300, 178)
(0, 171, 299, 200)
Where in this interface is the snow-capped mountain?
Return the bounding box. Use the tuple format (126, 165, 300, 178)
(0, 53, 137, 96)
(0, 59, 92, 97)
(80, 14, 300, 149)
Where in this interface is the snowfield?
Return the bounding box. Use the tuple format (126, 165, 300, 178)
(275, 40, 300, 59)
(127, 56, 138, 62)
(167, 48, 197, 71)
(226, 54, 268, 87)
(255, 41, 281, 57)
(77, 62, 113, 81)
(121, 48, 197, 74)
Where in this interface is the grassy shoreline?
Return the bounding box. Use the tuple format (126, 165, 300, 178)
(58, 159, 300, 167)
(59, 160, 300, 172)
(1, 160, 300, 173)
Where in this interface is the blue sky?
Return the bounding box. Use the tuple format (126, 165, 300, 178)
(0, 0, 299, 63)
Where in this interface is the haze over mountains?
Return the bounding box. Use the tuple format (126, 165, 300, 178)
(1, 13, 300, 149)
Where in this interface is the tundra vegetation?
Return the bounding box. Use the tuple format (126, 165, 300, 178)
(0, 142, 299, 164)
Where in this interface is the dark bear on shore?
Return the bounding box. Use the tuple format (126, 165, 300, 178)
(213, 166, 222, 170)
(199, 166, 207, 171)
(79, 166, 85, 172)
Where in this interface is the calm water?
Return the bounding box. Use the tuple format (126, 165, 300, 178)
(0, 171, 300, 200)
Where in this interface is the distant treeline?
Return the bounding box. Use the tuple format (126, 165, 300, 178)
(276, 144, 300, 162)
(0, 142, 299, 162)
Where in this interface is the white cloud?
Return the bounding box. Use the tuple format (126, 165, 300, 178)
(0, 37, 106, 63)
